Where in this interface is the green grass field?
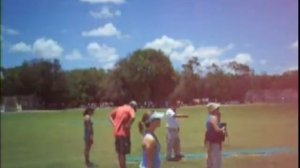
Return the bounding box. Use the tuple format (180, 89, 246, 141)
(1, 103, 298, 168)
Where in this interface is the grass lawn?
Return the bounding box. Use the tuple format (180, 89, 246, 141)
(1, 103, 298, 168)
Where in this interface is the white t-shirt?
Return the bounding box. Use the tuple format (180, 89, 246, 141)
(165, 108, 179, 128)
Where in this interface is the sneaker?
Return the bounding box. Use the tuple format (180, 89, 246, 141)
(166, 157, 173, 161)
(166, 156, 182, 162)
(175, 154, 184, 160)
(86, 161, 95, 168)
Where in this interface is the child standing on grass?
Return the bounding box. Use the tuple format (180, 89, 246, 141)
(83, 105, 95, 167)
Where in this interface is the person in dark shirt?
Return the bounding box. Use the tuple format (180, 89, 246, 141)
(205, 103, 225, 168)
(83, 105, 95, 167)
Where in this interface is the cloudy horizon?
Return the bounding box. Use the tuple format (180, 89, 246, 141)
(2, 0, 298, 74)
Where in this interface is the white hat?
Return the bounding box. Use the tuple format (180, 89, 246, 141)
(145, 112, 164, 124)
(206, 102, 220, 113)
(129, 100, 137, 107)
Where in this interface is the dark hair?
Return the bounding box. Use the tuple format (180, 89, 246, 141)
(83, 108, 94, 116)
(170, 101, 178, 108)
(138, 110, 154, 135)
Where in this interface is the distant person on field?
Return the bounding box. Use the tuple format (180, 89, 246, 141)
(83, 105, 95, 167)
(205, 103, 226, 168)
(138, 110, 164, 168)
(165, 101, 188, 161)
(109, 101, 138, 168)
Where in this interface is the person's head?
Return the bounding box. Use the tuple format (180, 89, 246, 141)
(206, 102, 220, 115)
(138, 110, 164, 134)
(129, 100, 138, 112)
(83, 105, 95, 116)
(170, 101, 178, 111)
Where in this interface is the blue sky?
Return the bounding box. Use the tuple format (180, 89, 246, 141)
(1, 0, 298, 74)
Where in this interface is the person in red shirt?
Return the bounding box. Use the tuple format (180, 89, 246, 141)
(109, 100, 138, 168)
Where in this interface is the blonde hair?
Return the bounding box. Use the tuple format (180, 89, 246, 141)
(138, 110, 154, 135)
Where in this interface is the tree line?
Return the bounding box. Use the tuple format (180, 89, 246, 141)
(1, 49, 298, 109)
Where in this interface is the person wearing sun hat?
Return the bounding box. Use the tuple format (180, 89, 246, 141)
(205, 102, 225, 168)
(139, 110, 164, 168)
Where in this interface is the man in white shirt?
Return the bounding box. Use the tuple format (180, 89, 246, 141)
(165, 101, 188, 161)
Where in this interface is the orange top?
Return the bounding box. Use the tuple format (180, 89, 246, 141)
(111, 105, 135, 137)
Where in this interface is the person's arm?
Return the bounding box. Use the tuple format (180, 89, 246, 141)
(174, 113, 188, 118)
(125, 109, 135, 128)
(203, 131, 207, 148)
(167, 109, 188, 118)
(109, 109, 116, 126)
(126, 118, 135, 128)
(210, 116, 225, 132)
(143, 134, 156, 168)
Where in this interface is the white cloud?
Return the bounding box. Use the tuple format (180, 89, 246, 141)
(277, 66, 298, 74)
(10, 42, 32, 53)
(233, 53, 253, 65)
(82, 23, 121, 37)
(201, 58, 221, 68)
(259, 59, 267, 65)
(33, 38, 64, 58)
(223, 53, 253, 66)
(90, 7, 121, 19)
(80, 0, 125, 4)
(144, 35, 234, 64)
(143, 35, 257, 75)
(215, 53, 252, 74)
(291, 40, 298, 50)
(87, 42, 118, 69)
(194, 44, 233, 59)
(2, 25, 19, 35)
(285, 66, 298, 71)
(65, 49, 82, 61)
(144, 35, 188, 53)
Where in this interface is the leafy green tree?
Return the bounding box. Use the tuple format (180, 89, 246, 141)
(171, 57, 202, 103)
(104, 49, 176, 105)
(204, 64, 232, 102)
(23, 59, 68, 105)
(271, 70, 298, 90)
(1, 66, 23, 96)
(1, 49, 298, 109)
(65, 68, 106, 106)
(226, 61, 252, 102)
(3, 59, 68, 108)
(102, 67, 131, 105)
